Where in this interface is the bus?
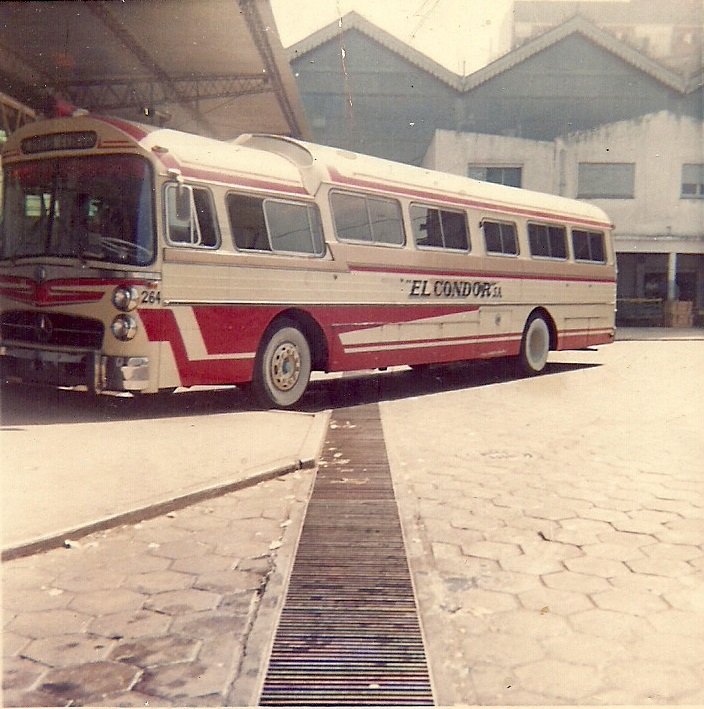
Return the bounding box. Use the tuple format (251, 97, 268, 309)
(0, 115, 615, 408)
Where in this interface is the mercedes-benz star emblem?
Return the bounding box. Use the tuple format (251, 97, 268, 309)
(35, 313, 53, 342)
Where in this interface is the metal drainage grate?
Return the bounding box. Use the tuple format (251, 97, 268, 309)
(260, 404, 434, 706)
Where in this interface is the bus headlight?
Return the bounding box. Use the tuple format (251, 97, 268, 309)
(112, 285, 139, 312)
(111, 314, 138, 341)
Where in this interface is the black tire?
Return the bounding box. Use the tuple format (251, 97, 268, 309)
(518, 313, 550, 376)
(252, 321, 311, 408)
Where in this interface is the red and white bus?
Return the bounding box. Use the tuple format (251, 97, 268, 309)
(0, 115, 615, 407)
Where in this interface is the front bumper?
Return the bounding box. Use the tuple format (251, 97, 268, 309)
(0, 344, 150, 393)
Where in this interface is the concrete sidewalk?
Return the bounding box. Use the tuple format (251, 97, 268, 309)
(616, 326, 704, 340)
(2, 395, 329, 558)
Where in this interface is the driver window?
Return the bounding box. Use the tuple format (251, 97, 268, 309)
(165, 184, 219, 248)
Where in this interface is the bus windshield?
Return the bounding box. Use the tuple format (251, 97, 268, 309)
(1, 155, 155, 266)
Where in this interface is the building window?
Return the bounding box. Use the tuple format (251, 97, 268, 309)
(410, 204, 469, 251)
(681, 164, 704, 198)
(572, 229, 606, 263)
(482, 219, 518, 256)
(330, 191, 405, 246)
(528, 223, 567, 259)
(577, 163, 635, 199)
(468, 165, 522, 188)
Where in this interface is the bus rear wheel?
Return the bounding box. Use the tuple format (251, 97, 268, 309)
(518, 313, 550, 376)
(252, 321, 311, 409)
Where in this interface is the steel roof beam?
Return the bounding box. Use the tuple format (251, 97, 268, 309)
(239, 0, 304, 138)
(0, 42, 54, 109)
(85, 1, 219, 136)
(0, 91, 37, 134)
(59, 74, 271, 113)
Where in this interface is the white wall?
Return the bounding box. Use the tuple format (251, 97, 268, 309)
(423, 129, 557, 193)
(560, 112, 704, 243)
(425, 112, 704, 254)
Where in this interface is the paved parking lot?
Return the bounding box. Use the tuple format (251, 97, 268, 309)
(3, 334, 703, 706)
(384, 338, 704, 704)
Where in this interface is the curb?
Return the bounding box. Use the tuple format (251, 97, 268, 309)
(1, 461, 311, 562)
(2, 410, 332, 562)
(228, 409, 329, 706)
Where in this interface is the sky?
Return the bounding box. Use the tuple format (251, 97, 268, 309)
(269, 0, 615, 75)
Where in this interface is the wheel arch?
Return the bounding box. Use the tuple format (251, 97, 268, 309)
(264, 308, 329, 372)
(526, 307, 558, 351)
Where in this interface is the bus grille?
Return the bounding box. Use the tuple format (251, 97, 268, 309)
(0, 311, 104, 349)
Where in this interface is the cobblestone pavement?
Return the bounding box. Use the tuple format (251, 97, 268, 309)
(383, 341, 704, 705)
(3, 339, 704, 707)
(2, 470, 314, 707)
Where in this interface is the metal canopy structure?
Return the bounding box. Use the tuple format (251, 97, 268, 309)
(0, 0, 310, 140)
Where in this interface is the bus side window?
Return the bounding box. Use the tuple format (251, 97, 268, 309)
(411, 204, 469, 251)
(368, 197, 404, 245)
(330, 192, 372, 242)
(528, 223, 567, 259)
(330, 191, 405, 246)
(442, 211, 470, 250)
(192, 188, 219, 247)
(483, 219, 518, 256)
(263, 200, 325, 256)
(572, 229, 606, 262)
(166, 184, 194, 244)
(411, 205, 443, 248)
(166, 185, 219, 248)
(227, 194, 271, 251)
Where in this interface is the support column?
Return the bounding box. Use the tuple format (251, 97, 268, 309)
(667, 252, 678, 301)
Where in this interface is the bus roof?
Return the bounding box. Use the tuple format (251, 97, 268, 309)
(3, 116, 310, 198)
(4, 116, 611, 228)
(236, 134, 613, 228)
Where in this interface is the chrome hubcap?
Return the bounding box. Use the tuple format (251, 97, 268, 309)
(270, 342, 301, 391)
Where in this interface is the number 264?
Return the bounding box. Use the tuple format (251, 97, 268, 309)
(140, 290, 161, 304)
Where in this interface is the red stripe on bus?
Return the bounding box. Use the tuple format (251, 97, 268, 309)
(191, 306, 278, 355)
(342, 332, 520, 352)
(328, 166, 612, 230)
(0, 278, 103, 306)
(93, 116, 153, 142)
(339, 336, 521, 370)
(348, 264, 616, 285)
(189, 303, 479, 351)
(98, 140, 134, 149)
(139, 309, 253, 386)
(178, 166, 309, 196)
(0, 276, 154, 307)
(139, 304, 613, 388)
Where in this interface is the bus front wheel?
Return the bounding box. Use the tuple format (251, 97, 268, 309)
(518, 313, 550, 376)
(252, 321, 311, 409)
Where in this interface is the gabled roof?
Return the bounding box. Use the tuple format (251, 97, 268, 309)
(287, 11, 698, 97)
(463, 15, 691, 93)
(286, 11, 463, 91)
